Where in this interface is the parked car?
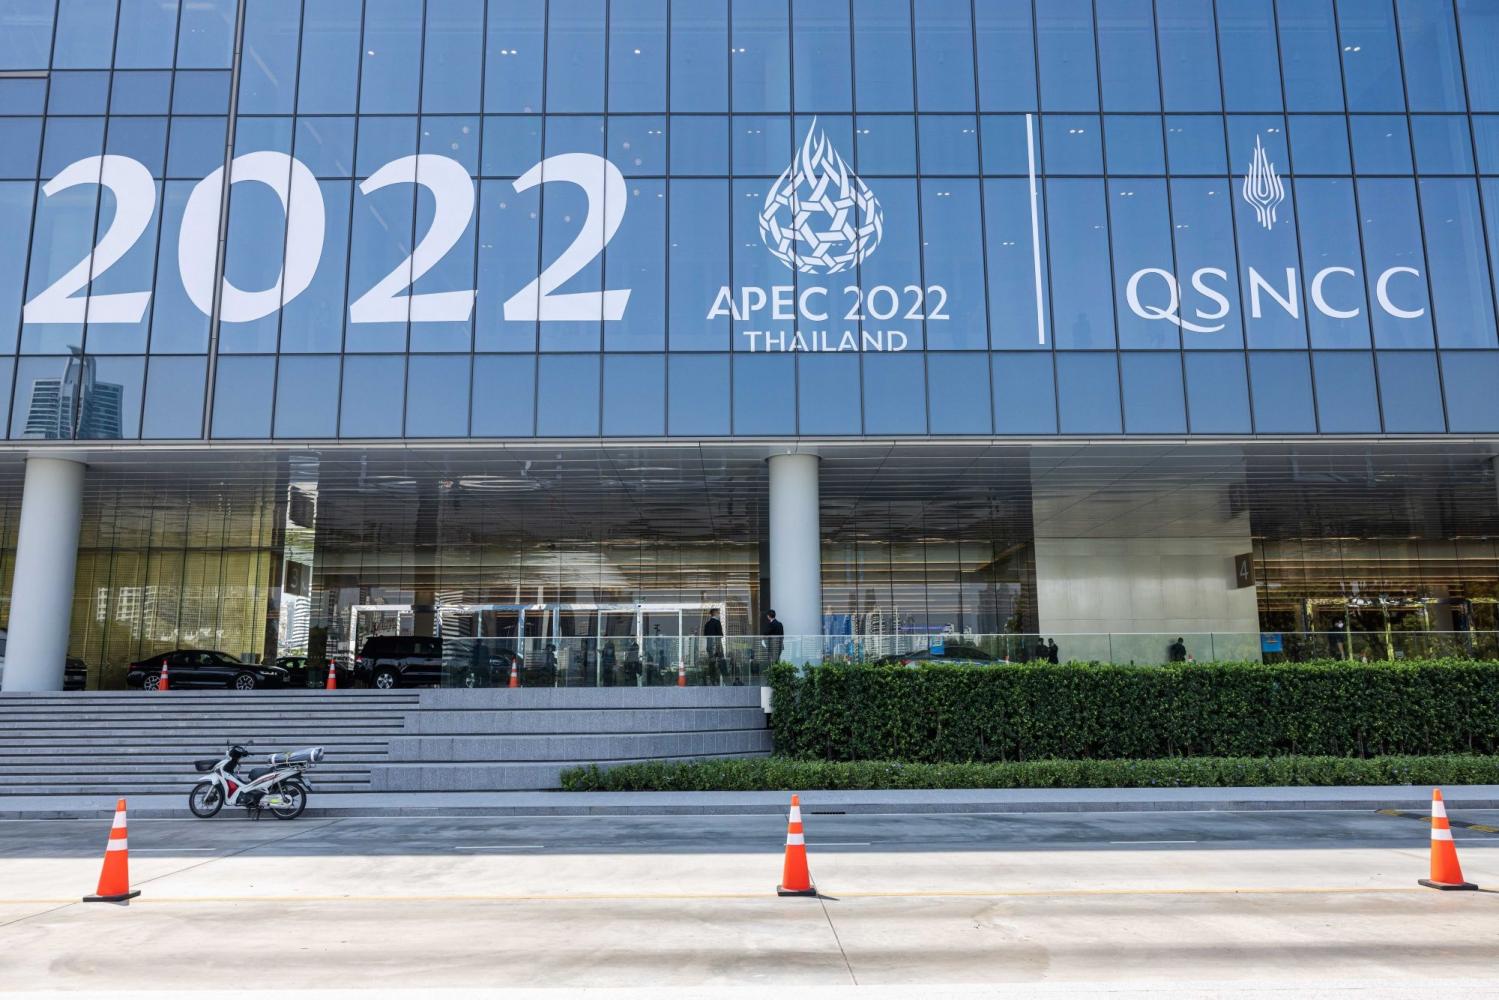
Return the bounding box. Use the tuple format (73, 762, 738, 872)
(276, 655, 354, 689)
(63, 656, 87, 690)
(873, 644, 1000, 666)
(353, 635, 523, 689)
(125, 650, 290, 690)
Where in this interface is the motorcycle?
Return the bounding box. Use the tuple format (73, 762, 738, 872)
(188, 744, 323, 820)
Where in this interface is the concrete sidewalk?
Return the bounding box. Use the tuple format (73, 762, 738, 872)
(4, 784, 1497, 819)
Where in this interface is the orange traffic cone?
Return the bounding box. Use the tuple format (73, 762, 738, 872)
(83, 799, 141, 903)
(1419, 788, 1477, 890)
(325, 659, 337, 690)
(508, 659, 520, 688)
(676, 662, 686, 687)
(157, 658, 169, 692)
(776, 793, 816, 897)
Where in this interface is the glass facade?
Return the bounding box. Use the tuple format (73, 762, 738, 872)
(0, 0, 1495, 441)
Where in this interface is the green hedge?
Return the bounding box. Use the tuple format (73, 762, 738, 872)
(560, 753, 1499, 792)
(768, 660, 1499, 761)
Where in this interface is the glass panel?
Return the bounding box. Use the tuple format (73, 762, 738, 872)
(1288, 114, 1351, 173)
(1055, 352, 1121, 433)
(547, 0, 606, 113)
(668, 180, 728, 350)
(141, 355, 204, 438)
(1219, 0, 1282, 112)
(975, 0, 1036, 112)
(359, 0, 421, 114)
(1104, 116, 1165, 174)
(1351, 115, 1414, 172)
(605, 179, 666, 351)
(926, 353, 991, 433)
(1120, 352, 1186, 433)
(485, 0, 545, 112)
(1420, 178, 1497, 348)
(54, 0, 116, 68)
(405, 354, 471, 437)
(1248, 351, 1316, 432)
(111, 70, 172, 114)
(984, 177, 1046, 349)
(1278, 0, 1344, 112)
(1042, 115, 1102, 174)
(792, 0, 850, 113)
(211, 356, 274, 438)
(731, 0, 790, 114)
(1441, 350, 1499, 430)
(1337, 0, 1406, 113)
(914, 0, 976, 112)
(670, 0, 727, 112)
(1184, 351, 1251, 432)
(273, 355, 340, 437)
(1037, 0, 1098, 111)
(279, 179, 349, 353)
(1357, 177, 1434, 347)
(992, 352, 1056, 433)
(602, 354, 664, 436)
(471, 355, 535, 436)
(1412, 116, 1475, 172)
(667, 354, 730, 435)
(862, 353, 926, 434)
(1399, 0, 1466, 111)
(298, 0, 362, 114)
(1110, 179, 1178, 349)
(1157, 0, 1222, 112)
(919, 116, 980, 174)
(339, 355, 405, 437)
(176, 0, 234, 69)
(845, 6, 911, 116)
(1375, 350, 1444, 432)
(797, 354, 859, 434)
(239, 0, 301, 114)
(1, 0, 60, 70)
(1311, 351, 1380, 432)
(536, 354, 600, 436)
(921, 179, 987, 349)
(1097, 0, 1160, 112)
(1170, 178, 1243, 348)
(1293, 178, 1371, 349)
(732, 353, 794, 435)
(1046, 178, 1114, 348)
(1459, 0, 1499, 112)
(49, 71, 110, 114)
(0, 121, 43, 179)
(422, 0, 482, 113)
(0, 183, 37, 354)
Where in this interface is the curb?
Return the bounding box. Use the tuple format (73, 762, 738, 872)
(7, 794, 1499, 821)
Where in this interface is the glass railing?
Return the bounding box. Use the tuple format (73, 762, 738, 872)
(421, 630, 1499, 688)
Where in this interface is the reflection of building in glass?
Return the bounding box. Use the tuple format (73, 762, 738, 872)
(22, 350, 123, 440)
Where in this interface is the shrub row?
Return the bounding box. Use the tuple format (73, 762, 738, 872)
(768, 660, 1499, 761)
(559, 753, 1499, 792)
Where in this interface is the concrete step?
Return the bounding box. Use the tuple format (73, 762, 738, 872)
(369, 750, 771, 792)
(407, 707, 769, 735)
(389, 729, 774, 763)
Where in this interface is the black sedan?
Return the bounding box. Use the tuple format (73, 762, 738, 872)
(873, 644, 1001, 666)
(276, 655, 355, 689)
(126, 650, 290, 690)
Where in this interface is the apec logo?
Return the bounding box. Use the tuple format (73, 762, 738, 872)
(708, 120, 943, 353)
(1125, 131, 1426, 334)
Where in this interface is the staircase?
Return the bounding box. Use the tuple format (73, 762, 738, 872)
(0, 691, 418, 797)
(0, 687, 771, 800)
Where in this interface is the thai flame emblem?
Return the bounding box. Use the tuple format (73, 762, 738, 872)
(1241, 134, 1285, 231)
(759, 119, 883, 274)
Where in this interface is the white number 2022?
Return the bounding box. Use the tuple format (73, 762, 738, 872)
(21, 151, 630, 327)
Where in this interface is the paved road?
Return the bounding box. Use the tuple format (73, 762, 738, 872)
(1, 809, 1497, 993)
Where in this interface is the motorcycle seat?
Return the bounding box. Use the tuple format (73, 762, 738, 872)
(247, 766, 272, 781)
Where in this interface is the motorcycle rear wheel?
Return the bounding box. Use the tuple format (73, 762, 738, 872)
(188, 783, 224, 818)
(267, 783, 307, 820)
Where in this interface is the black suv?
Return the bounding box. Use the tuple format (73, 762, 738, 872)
(354, 636, 523, 689)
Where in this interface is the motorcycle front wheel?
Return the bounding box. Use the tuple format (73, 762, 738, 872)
(267, 783, 307, 820)
(188, 782, 224, 818)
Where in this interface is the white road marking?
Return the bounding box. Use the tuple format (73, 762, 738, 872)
(454, 845, 546, 850)
(810, 842, 872, 847)
(1109, 840, 1198, 845)
(130, 847, 218, 852)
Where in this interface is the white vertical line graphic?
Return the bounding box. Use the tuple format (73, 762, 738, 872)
(1025, 113, 1046, 345)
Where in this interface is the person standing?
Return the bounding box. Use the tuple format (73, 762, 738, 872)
(703, 609, 725, 684)
(764, 609, 785, 664)
(1168, 637, 1187, 662)
(1046, 638, 1059, 664)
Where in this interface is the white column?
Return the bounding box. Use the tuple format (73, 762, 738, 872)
(768, 452, 821, 661)
(2, 457, 85, 691)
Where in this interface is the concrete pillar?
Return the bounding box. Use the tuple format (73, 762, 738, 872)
(767, 453, 821, 661)
(2, 457, 85, 691)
